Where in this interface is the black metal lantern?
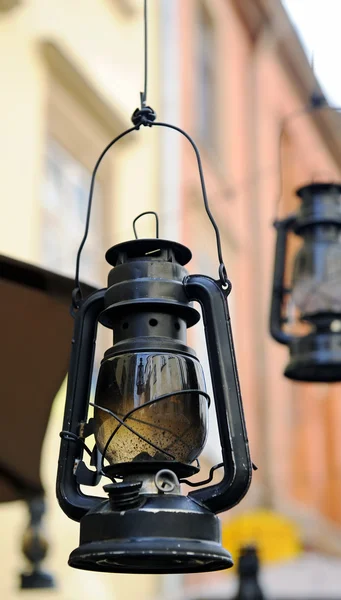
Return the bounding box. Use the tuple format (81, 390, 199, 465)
(57, 232, 252, 574)
(54, 95, 253, 574)
(270, 182, 341, 381)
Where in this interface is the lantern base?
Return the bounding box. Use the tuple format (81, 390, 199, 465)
(69, 494, 233, 574)
(285, 332, 341, 382)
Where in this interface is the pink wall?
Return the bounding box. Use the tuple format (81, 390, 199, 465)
(178, 0, 341, 543)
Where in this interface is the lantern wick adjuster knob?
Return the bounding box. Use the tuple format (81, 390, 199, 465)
(131, 105, 157, 129)
(103, 482, 143, 511)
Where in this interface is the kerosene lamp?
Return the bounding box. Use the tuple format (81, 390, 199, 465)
(55, 75, 253, 573)
(57, 228, 253, 573)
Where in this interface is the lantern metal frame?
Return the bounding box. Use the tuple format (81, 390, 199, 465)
(57, 247, 252, 573)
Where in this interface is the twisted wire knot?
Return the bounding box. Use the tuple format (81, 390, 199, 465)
(131, 106, 157, 129)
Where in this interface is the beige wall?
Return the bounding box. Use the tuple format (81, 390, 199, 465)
(0, 0, 161, 264)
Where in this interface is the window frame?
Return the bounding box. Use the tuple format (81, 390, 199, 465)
(41, 76, 114, 287)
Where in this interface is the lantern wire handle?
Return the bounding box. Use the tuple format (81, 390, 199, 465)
(72, 117, 230, 307)
(72, 116, 230, 306)
(72, 125, 138, 310)
(72, 0, 230, 308)
(275, 94, 341, 222)
(133, 211, 159, 239)
(153, 122, 230, 291)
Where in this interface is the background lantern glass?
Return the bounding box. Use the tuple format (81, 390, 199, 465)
(292, 224, 341, 321)
(94, 351, 208, 467)
(270, 182, 341, 381)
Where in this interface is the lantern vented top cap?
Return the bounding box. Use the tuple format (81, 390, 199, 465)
(105, 239, 192, 267)
(296, 182, 341, 199)
(293, 182, 341, 231)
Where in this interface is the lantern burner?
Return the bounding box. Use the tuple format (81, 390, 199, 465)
(68, 469, 233, 574)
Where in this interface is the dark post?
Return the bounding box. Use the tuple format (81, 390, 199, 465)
(20, 495, 55, 589)
(234, 545, 265, 600)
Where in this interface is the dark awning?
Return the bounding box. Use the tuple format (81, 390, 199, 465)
(0, 255, 95, 503)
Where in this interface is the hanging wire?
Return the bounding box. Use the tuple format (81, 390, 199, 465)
(274, 96, 341, 222)
(72, 0, 231, 307)
(141, 0, 148, 107)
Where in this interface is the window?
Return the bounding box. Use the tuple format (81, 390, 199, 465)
(196, 2, 216, 150)
(41, 138, 103, 287)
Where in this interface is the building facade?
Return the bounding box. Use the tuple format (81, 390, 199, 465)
(173, 0, 341, 598)
(1, 1, 341, 599)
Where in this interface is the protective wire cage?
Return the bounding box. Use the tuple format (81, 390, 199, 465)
(61, 353, 215, 485)
(92, 350, 211, 473)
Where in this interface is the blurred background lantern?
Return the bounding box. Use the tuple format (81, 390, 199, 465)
(270, 183, 341, 381)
